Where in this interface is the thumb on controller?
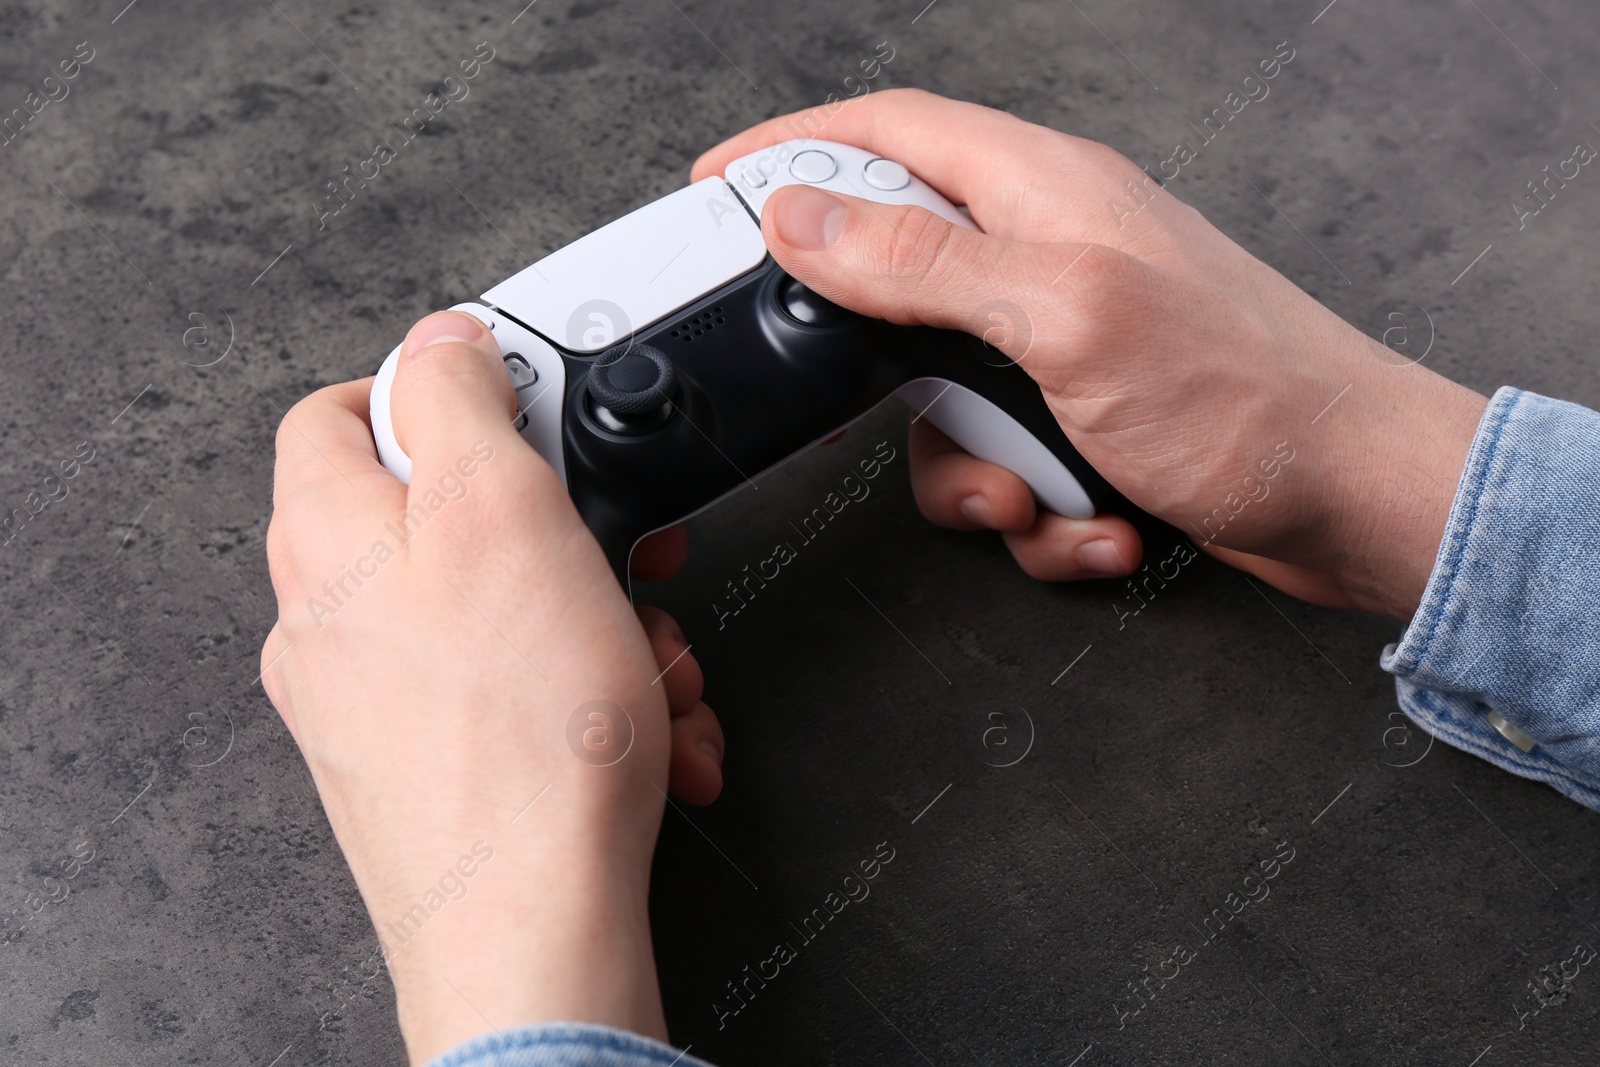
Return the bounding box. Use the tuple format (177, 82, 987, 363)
(761, 185, 1145, 581)
(759, 184, 1108, 364)
(389, 311, 560, 508)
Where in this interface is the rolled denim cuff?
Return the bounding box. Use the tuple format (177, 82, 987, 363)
(1382, 386, 1600, 812)
(426, 1024, 714, 1067)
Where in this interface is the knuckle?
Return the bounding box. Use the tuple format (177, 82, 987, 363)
(1068, 242, 1133, 285)
(1084, 140, 1143, 184)
(263, 520, 309, 636)
(1007, 532, 1082, 582)
(910, 481, 948, 527)
(1008, 541, 1054, 581)
(274, 383, 350, 459)
(1050, 243, 1148, 333)
(274, 396, 315, 456)
(873, 205, 958, 288)
(871, 86, 932, 110)
(909, 466, 966, 528)
(851, 86, 925, 121)
(264, 514, 293, 579)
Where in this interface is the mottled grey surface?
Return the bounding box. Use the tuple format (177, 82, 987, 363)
(2, 0, 1598, 1064)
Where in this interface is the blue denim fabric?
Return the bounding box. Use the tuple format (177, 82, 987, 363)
(1382, 386, 1600, 812)
(425, 1024, 713, 1067)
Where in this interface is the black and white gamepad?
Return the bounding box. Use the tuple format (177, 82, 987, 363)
(370, 140, 1120, 591)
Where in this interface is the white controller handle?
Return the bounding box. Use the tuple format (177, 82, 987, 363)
(371, 303, 567, 486)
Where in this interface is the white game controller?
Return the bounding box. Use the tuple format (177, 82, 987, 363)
(371, 140, 1117, 587)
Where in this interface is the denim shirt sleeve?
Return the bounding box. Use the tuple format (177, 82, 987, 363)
(1382, 386, 1600, 812)
(425, 1023, 716, 1067)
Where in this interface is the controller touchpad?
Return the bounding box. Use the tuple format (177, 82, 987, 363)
(482, 177, 767, 355)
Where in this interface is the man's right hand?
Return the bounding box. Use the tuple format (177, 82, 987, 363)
(694, 89, 1487, 620)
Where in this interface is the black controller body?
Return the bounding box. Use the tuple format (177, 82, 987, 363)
(552, 260, 1117, 584)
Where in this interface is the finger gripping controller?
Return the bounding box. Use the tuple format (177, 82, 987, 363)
(369, 139, 1122, 595)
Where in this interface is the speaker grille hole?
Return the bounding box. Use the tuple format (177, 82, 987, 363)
(668, 305, 726, 343)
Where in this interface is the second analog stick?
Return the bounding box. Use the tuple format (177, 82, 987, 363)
(586, 343, 678, 433)
(778, 275, 855, 327)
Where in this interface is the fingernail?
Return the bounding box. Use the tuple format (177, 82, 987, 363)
(774, 185, 848, 250)
(1077, 538, 1127, 576)
(959, 495, 999, 529)
(406, 310, 489, 353)
(697, 740, 722, 766)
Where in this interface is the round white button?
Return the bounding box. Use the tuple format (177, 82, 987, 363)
(863, 158, 911, 191)
(740, 166, 767, 189)
(790, 150, 838, 183)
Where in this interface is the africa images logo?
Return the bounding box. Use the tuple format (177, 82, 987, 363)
(711, 441, 898, 629)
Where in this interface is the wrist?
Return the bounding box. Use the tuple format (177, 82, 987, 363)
(1321, 365, 1488, 619)
(385, 842, 665, 1066)
(351, 743, 674, 1067)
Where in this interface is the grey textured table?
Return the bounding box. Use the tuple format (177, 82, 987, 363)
(2, 1, 1597, 1064)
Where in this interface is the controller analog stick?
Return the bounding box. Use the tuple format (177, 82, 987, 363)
(778, 276, 855, 327)
(586, 343, 678, 433)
